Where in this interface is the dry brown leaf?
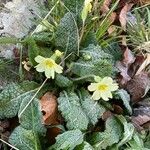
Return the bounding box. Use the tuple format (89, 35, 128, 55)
(119, 3, 134, 30)
(126, 72, 150, 103)
(40, 92, 59, 125)
(116, 47, 135, 86)
(102, 111, 113, 121)
(139, 0, 150, 5)
(100, 0, 112, 14)
(113, 104, 123, 114)
(128, 55, 145, 78)
(136, 54, 150, 75)
(132, 105, 150, 130)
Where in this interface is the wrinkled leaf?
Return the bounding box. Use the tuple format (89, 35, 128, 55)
(19, 94, 46, 135)
(117, 89, 132, 115)
(0, 82, 38, 119)
(72, 44, 113, 78)
(55, 74, 73, 88)
(75, 142, 94, 150)
(58, 91, 89, 130)
(9, 126, 41, 150)
(80, 89, 106, 125)
(117, 116, 135, 147)
(49, 129, 84, 150)
(89, 116, 122, 149)
(55, 12, 79, 54)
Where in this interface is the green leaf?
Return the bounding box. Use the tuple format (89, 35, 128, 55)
(18, 94, 46, 135)
(55, 74, 73, 87)
(80, 89, 106, 125)
(9, 126, 41, 150)
(144, 132, 150, 149)
(63, 0, 84, 16)
(0, 82, 38, 119)
(26, 37, 40, 66)
(127, 132, 148, 150)
(75, 142, 94, 150)
(55, 12, 79, 54)
(117, 116, 134, 147)
(0, 37, 20, 44)
(103, 43, 122, 61)
(49, 129, 84, 150)
(89, 116, 122, 150)
(71, 45, 113, 78)
(116, 89, 132, 115)
(58, 91, 89, 130)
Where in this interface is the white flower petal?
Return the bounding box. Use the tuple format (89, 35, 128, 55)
(109, 83, 119, 91)
(92, 90, 101, 100)
(88, 83, 98, 91)
(101, 77, 113, 84)
(45, 68, 54, 78)
(54, 65, 63, 74)
(35, 64, 45, 72)
(100, 91, 110, 101)
(35, 55, 45, 63)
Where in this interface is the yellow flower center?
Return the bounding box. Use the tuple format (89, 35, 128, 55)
(98, 84, 108, 91)
(44, 59, 55, 68)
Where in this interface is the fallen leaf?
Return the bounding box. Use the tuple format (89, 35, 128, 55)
(100, 0, 112, 14)
(119, 3, 134, 30)
(46, 127, 62, 145)
(116, 47, 135, 86)
(139, 0, 150, 5)
(126, 72, 150, 103)
(128, 55, 144, 78)
(40, 92, 59, 125)
(136, 54, 150, 75)
(132, 105, 150, 131)
(102, 111, 113, 121)
(113, 104, 124, 114)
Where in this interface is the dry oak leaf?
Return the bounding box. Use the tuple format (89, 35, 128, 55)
(126, 72, 150, 103)
(119, 3, 134, 30)
(40, 92, 59, 125)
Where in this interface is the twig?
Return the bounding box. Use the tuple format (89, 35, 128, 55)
(0, 139, 19, 150)
(18, 78, 48, 118)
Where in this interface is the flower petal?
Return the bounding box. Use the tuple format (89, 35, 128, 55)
(100, 91, 111, 101)
(88, 83, 98, 91)
(45, 68, 54, 79)
(92, 90, 101, 100)
(35, 55, 45, 63)
(35, 64, 45, 72)
(54, 65, 63, 74)
(101, 77, 113, 84)
(109, 83, 119, 91)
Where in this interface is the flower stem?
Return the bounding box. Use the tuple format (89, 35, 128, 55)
(18, 78, 48, 118)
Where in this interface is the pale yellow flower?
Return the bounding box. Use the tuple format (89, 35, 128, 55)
(55, 50, 63, 57)
(35, 55, 63, 79)
(88, 76, 118, 101)
(81, 0, 93, 22)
